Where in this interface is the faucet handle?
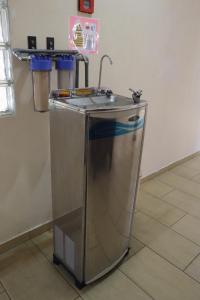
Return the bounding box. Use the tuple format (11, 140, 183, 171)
(129, 89, 143, 104)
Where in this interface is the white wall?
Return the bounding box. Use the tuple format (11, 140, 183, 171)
(1, 0, 200, 244)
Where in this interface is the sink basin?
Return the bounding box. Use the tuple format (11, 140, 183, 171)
(65, 95, 134, 110)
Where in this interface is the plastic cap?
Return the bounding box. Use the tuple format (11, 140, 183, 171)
(56, 55, 75, 71)
(30, 55, 52, 71)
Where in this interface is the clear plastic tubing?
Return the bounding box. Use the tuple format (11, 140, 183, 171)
(56, 55, 76, 90)
(30, 55, 52, 112)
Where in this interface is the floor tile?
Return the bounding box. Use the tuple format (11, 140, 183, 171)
(129, 237, 145, 255)
(0, 283, 4, 294)
(170, 165, 200, 179)
(185, 255, 200, 283)
(149, 229, 200, 270)
(192, 174, 200, 184)
(0, 241, 78, 300)
(132, 211, 168, 245)
(32, 232, 81, 294)
(53, 264, 80, 294)
(137, 191, 185, 226)
(172, 215, 200, 245)
(182, 157, 200, 171)
(157, 171, 200, 199)
(162, 190, 200, 218)
(140, 179, 173, 198)
(0, 294, 9, 300)
(81, 270, 151, 300)
(124, 237, 145, 262)
(32, 230, 53, 261)
(120, 247, 200, 300)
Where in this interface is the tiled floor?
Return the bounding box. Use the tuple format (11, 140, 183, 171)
(1, 155, 200, 299)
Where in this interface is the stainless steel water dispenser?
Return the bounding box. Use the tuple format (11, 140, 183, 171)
(49, 91, 147, 287)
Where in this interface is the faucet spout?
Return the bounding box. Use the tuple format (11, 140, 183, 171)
(98, 55, 113, 91)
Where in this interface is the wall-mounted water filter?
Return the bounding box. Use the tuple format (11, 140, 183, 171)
(12, 49, 89, 112)
(30, 56, 52, 112)
(56, 55, 75, 90)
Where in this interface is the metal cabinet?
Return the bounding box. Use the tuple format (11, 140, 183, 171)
(50, 95, 147, 287)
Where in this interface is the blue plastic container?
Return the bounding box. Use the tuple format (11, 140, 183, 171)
(30, 55, 52, 71)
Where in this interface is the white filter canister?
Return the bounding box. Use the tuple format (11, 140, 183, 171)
(30, 56, 52, 112)
(32, 71, 50, 112)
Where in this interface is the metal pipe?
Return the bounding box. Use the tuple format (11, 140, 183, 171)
(75, 53, 89, 88)
(98, 55, 113, 90)
(75, 60, 80, 88)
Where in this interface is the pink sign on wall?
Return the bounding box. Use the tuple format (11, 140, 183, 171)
(68, 16, 100, 54)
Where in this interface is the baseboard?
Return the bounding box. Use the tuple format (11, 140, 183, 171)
(141, 151, 200, 183)
(0, 221, 52, 255)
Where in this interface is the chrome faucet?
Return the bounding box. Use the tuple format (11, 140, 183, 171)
(98, 55, 113, 90)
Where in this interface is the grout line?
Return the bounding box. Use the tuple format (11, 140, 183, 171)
(146, 244, 199, 273)
(132, 236, 145, 248)
(144, 246, 200, 286)
(0, 282, 4, 295)
(136, 207, 186, 229)
(138, 186, 200, 225)
(54, 266, 81, 297)
(0, 282, 12, 300)
(169, 213, 188, 227)
(133, 210, 200, 248)
(181, 213, 200, 223)
(119, 268, 156, 300)
(169, 167, 200, 181)
(140, 186, 176, 201)
(190, 171, 200, 180)
(126, 240, 200, 289)
(139, 189, 187, 215)
(158, 187, 176, 198)
(74, 296, 82, 300)
(4, 291, 12, 300)
(131, 233, 200, 275)
(158, 187, 200, 209)
(141, 177, 176, 190)
(143, 186, 200, 223)
(134, 209, 170, 230)
(31, 238, 50, 261)
(183, 252, 200, 272)
(124, 244, 145, 263)
(156, 172, 200, 200)
(170, 226, 200, 248)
